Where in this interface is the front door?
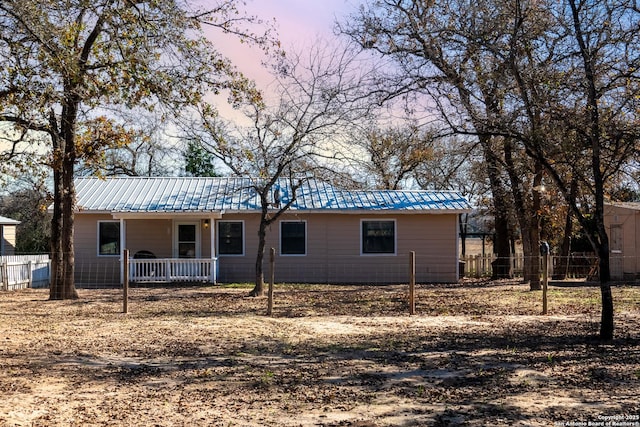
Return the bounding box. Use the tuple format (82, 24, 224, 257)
(174, 222, 200, 258)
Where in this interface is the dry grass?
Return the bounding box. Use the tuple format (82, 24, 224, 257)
(1, 282, 639, 426)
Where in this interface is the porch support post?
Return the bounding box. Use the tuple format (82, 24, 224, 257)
(210, 216, 216, 283)
(119, 218, 126, 285)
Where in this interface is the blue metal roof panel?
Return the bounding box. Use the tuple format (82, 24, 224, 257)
(75, 177, 471, 213)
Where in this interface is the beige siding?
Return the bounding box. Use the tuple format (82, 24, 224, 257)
(74, 214, 120, 285)
(216, 212, 459, 284)
(125, 219, 174, 258)
(215, 214, 261, 283)
(604, 204, 640, 279)
(75, 212, 460, 286)
(1, 225, 17, 255)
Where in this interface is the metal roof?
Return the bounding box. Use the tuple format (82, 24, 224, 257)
(75, 177, 471, 213)
(0, 215, 20, 225)
(605, 202, 640, 211)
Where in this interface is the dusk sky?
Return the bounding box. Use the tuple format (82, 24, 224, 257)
(210, 0, 362, 94)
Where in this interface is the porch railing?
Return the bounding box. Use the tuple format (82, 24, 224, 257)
(129, 258, 217, 283)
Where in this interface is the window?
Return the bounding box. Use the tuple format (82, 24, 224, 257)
(281, 221, 306, 255)
(98, 221, 120, 256)
(361, 220, 395, 255)
(218, 221, 244, 255)
(177, 223, 198, 258)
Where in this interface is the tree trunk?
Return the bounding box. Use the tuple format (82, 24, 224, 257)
(553, 180, 577, 280)
(49, 113, 67, 300)
(503, 139, 541, 289)
(592, 106, 613, 342)
(596, 209, 613, 341)
(553, 177, 578, 280)
(250, 219, 267, 297)
(481, 138, 512, 279)
(553, 215, 572, 280)
(50, 96, 79, 300)
(568, 0, 614, 341)
(521, 226, 541, 290)
(459, 213, 467, 257)
(60, 150, 78, 299)
(525, 163, 543, 291)
(599, 270, 614, 341)
(49, 152, 65, 300)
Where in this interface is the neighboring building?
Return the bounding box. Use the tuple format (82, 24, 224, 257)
(604, 202, 640, 280)
(0, 215, 20, 256)
(72, 177, 471, 286)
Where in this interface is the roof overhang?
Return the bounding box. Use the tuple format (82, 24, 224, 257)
(81, 211, 223, 220)
(221, 209, 471, 215)
(76, 208, 469, 218)
(0, 217, 20, 225)
(605, 202, 640, 212)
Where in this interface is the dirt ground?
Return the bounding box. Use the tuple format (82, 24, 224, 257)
(1, 281, 639, 427)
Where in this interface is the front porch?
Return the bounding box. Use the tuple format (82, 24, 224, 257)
(109, 214, 222, 285)
(128, 257, 218, 284)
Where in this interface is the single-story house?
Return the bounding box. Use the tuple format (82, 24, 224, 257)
(604, 202, 640, 280)
(0, 215, 20, 256)
(73, 177, 471, 286)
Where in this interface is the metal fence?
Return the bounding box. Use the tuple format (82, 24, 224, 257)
(71, 254, 462, 288)
(460, 253, 600, 280)
(2, 252, 620, 290)
(0, 255, 51, 290)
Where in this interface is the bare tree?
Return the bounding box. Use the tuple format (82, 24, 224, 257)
(186, 40, 379, 296)
(414, 135, 484, 257)
(0, 0, 275, 299)
(76, 112, 182, 177)
(347, 122, 435, 190)
(502, 0, 640, 340)
(343, 0, 640, 339)
(341, 0, 526, 281)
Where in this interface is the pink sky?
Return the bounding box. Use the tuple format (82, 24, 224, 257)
(210, 0, 361, 91)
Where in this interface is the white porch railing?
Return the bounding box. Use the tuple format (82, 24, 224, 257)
(129, 258, 217, 283)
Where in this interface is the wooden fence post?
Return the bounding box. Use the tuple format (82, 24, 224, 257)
(475, 255, 481, 278)
(27, 261, 33, 288)
(123, 249, 129, 314)
(542, 252, 549, 315)
(409, 251, 416, 315)
(1, 261, 8, 291)
(267, 248, 275, 316)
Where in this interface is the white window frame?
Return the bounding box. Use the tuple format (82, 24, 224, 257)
(217, 220, 245, 256)
(97, 220, 121, 257)
(173, 221, 201, 258)
(280, 220, 307, 256)
(360, 219, 397, 256)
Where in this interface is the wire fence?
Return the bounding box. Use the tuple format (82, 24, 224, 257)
(71, 255, 461, 288)
(68, 253, 618, 289)
(4, 251, 640, 291)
